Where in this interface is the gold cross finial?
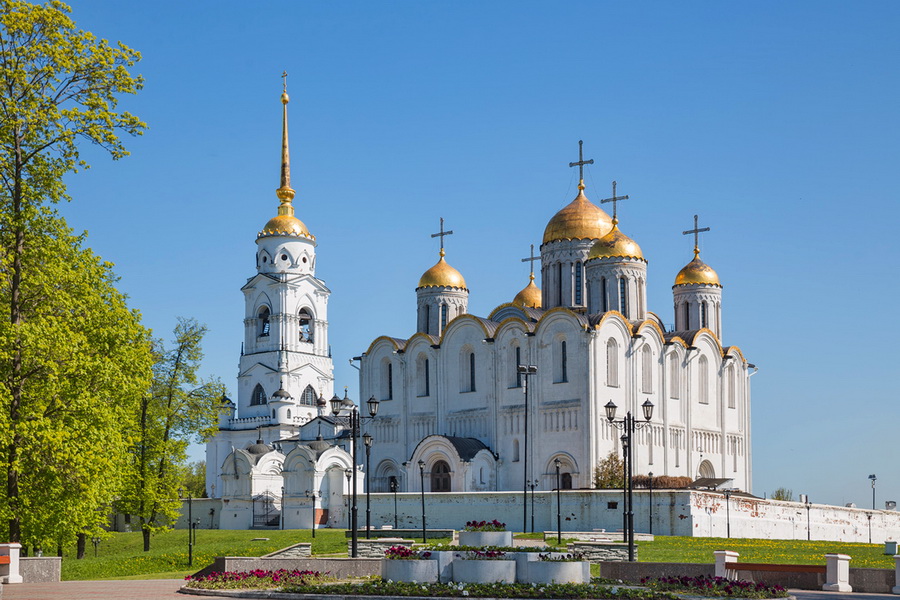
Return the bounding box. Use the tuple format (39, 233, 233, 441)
(682, 214, 711, 257)
(282, 70, 288, 93)
(568, 140, 594, 189)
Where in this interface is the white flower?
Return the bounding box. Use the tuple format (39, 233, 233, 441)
(462, 592, 469, 597)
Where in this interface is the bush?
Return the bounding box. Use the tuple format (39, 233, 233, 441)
(185, 569, 326, 590)
(641, 575, 789, 598)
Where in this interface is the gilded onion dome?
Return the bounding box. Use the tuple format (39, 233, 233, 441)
(417, 249, 467, 290)
(587, 218, 645, 261)
(512, 273, 542, 308)
(258, 84, 314, 240)
(543, 182, 613, 244)
(674, 249, 721, 286)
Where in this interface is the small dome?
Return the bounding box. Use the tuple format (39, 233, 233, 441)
(587, 223, 645, 261)
(246, 439, 271, 455)
(543, 186, 613, 244)
(259, 214, 313, 239)
(675, 252, 721, 287)
(512, 275, 542, 308)
(417, 250, 467, 290)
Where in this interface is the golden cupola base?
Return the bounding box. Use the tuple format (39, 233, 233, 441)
(417, 249, 467, 290)
(587, 219, 645, 262)
(512, 274, 542, 309)
(674, 250, 721, 287)
(543, 182, 613, 244)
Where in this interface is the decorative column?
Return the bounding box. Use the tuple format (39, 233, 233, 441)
(823, 553, 852, 593)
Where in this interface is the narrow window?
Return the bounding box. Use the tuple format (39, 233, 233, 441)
(556, 340, 567, 383)
(562, 473, 573, 489)
(298, 308, 313, 342)
(258, 307, 271, 337)
(514, 346, 522, 388)
(300, 385, 317, 406)
(387, 363, 393, 400)
(669, 354, 680, 399)
(683, 302, 689, 329)
(286, 409, 291, 419)
(601, 277, 608, 312)
(469, 352, 476, 392)
(556, 263, 563, 305)
(272, 409, 276, 418)
(424, 358, 430, 397)
(574, 261, 583, 305)
(417, 355, 430, 397)
(701, 302, 708, 328)
(424, 304, 430, 335)
(641, 346, 652, 393)
(251, 384, 267, 406)
(440, 304, 448, 332)
(727, 366, 735, 409)
(619, 278, 628, 315)
(606, 339, 618, 387)
(698, 356, 709, 404)
(512, 438, 520, 462)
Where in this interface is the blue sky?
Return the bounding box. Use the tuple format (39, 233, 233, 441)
(61, 1, 899, 509)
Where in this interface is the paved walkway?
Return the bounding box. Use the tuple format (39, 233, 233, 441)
(3, 579, 185, 599)
(792, 591, 898, 600)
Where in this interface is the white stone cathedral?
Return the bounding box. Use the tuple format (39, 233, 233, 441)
(359, 155, 753, 496)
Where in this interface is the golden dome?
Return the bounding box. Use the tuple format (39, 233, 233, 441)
(543, 183, 613, 244)
(587, 220, 645, 261)
(259, 213, 313, 238)
(512, 274, 542, 308)
(674, 250, 721, 286)
(417, 249, 467, 290)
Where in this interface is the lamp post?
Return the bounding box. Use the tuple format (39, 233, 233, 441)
(281, 485, 286, 530)
(605, 399, 654, 562)
(178, 487, 194, 567)
(363, 432, 373, 539)
(331, 391, 380, 558)
(648, 471, 653, 535)
(554, 457, 562, 545)
(344, 469, 352, 531)
(305, 490, 319, 538)
(869, 474, 877, 511)
(418, 460, 427, 543)
(517, 364, 538, 533)
(723, 489, 732, 539)
(867, 512, 873, 544)
(91, 536, 101, 558)
(804, 496, 812, 541)
(527, 479, 538, 533)
(389, 477, 399, 529)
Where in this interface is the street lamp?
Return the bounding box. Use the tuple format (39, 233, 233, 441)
(178, 487, 194, 567)
(723, 489, 732, 539)
(605, 398, 654, 562)
(389, 477, 399, 529)
(517, 364, 538, 533)
(91, 536, 101, 558)
(804, 496, 812, 541)
(554, 458, 562, 545)
(305, 490, 319, 538)
(418, 460, 427, 543)
(344, 469, 352, 531)
(331, 390, 380, 558)
(648, 471, 653, 535)
(527, 479, 538, 533)
(869, 474, 877, 511)
(867, 512, 873, 544)
(363, 432, 374, 539)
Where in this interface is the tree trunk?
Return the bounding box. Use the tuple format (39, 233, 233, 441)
(76, 533, 86, 559)
(142, 526, 151, 552)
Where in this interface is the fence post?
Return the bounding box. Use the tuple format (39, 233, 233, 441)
(713, 550, 739, 579)
(892, 554, 900, 595)
(0, 542, 23, 583)
(823, 553, 851, 592)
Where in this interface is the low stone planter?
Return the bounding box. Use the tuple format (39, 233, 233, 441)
(458, 530, 514, 547)
(425, 550, 456, 583)
(452, 559, 516, 583)
(522, 560, 590, 584)
(381, 559, 439, 583)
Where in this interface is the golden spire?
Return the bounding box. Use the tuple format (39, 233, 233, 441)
(276, 70, 295, 210)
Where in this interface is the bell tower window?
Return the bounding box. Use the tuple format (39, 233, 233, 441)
(300, 385, 317, 406)
(258, 307, 271, 337)
(299, 308, 313, 342)
(251, 384, 267, 406)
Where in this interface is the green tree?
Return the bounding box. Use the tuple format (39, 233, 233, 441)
(117, 319, 224, 552)
(178, 461, 206, 499)
(771, 487, 794, 501)
(0, 0, 145, 543)
(593, 450, 625, 489)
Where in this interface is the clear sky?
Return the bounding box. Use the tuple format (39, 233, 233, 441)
(60, 1, 899, 510)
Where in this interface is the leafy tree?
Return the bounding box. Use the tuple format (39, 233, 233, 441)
(178, 461, 207, 499)
(117, 319, 225, 552)
(0, 0, 145, 543)
(771, 487, 794, 501)
(593, 450, 625, 489)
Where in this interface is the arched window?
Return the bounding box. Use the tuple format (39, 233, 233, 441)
(668, 353, 680, 399)
(574, 261, 583, 305)
(387, 363, 393, 400)
(619, 278, 628, 315)
(417, 355, 430, 397)
(251, 384, 267, 406)
(700, 302, 708, 328)
(727, 365, 736, 409)
(440, 304, 448, 332)
(300, 384, 317, 406)
(423, 304, 430, 335)
(459, 348, 476, 393)
(258, 307, 271, 337)
(601, 277, 608, 312)
(562, 472, 573, 490)
(469, 352, 476, 392)
(606, 339, 619, 387)
(512, 346, 522, 388)
(682, 302, 689, 329)
(641, 346, 652, 393)
(512, 438, 520, 462)
(698, 356, 709, 404)
(555, 339, 568, 383)
(556, 263, 563, 305)
(272, 409, 276, 418)
(298, 308, 313, 342)
(286, 409, 291, 419)
(431, 460, 451, 492)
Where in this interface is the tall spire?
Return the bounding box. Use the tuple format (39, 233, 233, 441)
(276, 71, 295, 214)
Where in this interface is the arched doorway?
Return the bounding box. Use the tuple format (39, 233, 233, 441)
(698, 459, 715, 479)
(431, 460, 451, 492)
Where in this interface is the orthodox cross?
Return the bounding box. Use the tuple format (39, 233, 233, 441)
(568, 140, 594, 181)
(282, 70, 288, 92)
(431, 217, 454, 250)
(682, 214, 710, 253)
(600, 180, 629, 221)
(521, 244, 540, 277)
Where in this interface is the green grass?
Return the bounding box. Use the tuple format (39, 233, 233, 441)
(638, 536, 894, 569)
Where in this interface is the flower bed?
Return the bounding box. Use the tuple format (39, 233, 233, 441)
(184, 568, 325, 590)
(464, 519, 507, 532)
(283, 580, 678, 598)
(459, 519, 513, 547)
(641, 575, 789, 598)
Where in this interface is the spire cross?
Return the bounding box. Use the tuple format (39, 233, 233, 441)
(568, 140, 594, 182)
(521, 244, 539, 277)
(682, 214, 711, 254)
(600, 180, 630, 221)
(430, 217, 454, 252)
(282, 70, 288, 92)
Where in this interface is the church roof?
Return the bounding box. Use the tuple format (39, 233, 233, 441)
(443, 436, 491, 461)
(674, 251, 721, 287)
(417, 249, 467, 290)
(543, 183, 613, 244)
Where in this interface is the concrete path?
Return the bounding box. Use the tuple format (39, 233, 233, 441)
(3, 579, 185, 599)
(792, 591, 899, 600)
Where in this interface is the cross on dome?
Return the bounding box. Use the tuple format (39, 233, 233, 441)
(521, 243, 540, 280)
(568, 140, 594, 188)
(600, 180, 630, 223)
(682, 214, 711, 257)
(431, 217, 454, 256)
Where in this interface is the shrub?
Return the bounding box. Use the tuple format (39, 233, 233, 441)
(641, 574, 789, 598)
(464, 519, 506, 532)
(184, 569, 326, 590)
